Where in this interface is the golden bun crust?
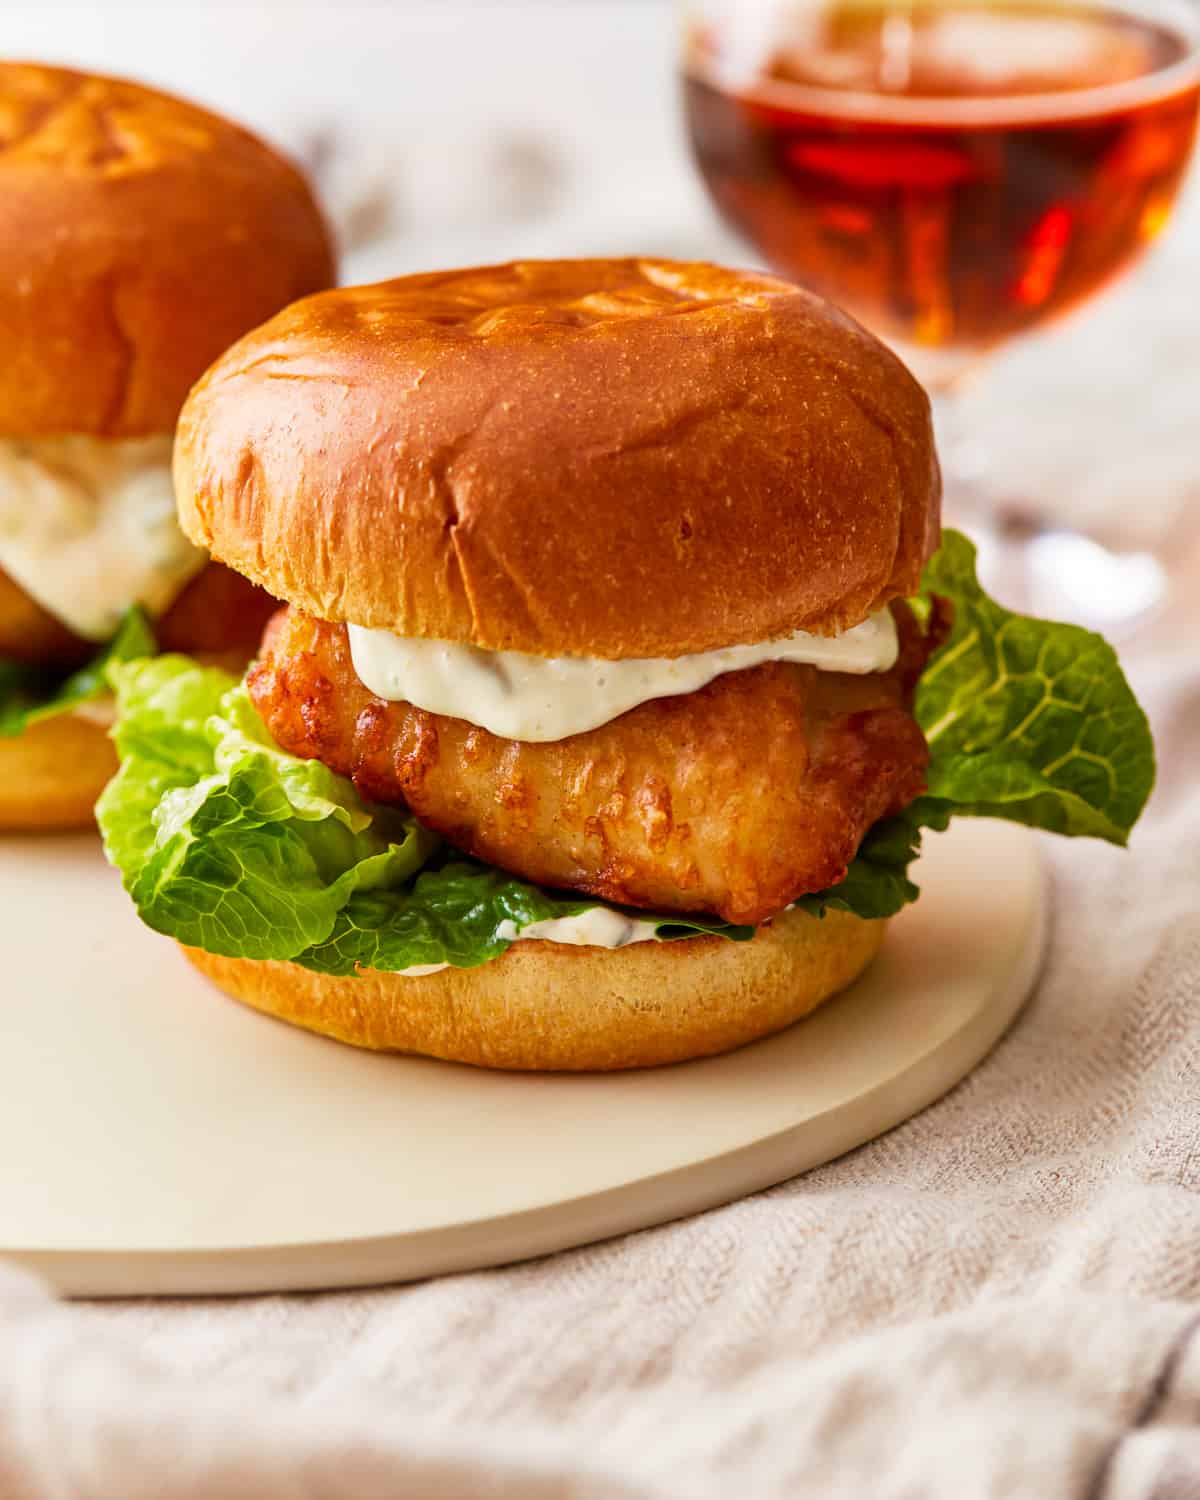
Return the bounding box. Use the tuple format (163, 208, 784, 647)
(0, 713, 116, 830)
(0, 62, 335, 437)
(182, 907, 885, 1071)
(176, 258, 940, 657)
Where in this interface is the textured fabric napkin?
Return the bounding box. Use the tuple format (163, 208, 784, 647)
(1, 646, 1198, 1499)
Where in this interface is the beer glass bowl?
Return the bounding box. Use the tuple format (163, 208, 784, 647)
(682, 0, 1200, 628)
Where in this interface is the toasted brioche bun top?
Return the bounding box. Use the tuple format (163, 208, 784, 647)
(0, 62, 335, 437)
(176, 258, 940, 658)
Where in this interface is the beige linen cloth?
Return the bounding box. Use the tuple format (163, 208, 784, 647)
(1, 647, 1199, 1500)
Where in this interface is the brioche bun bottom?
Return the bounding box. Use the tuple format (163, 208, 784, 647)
(0, 713, 117, 831)
(182, 908, 886, 1071)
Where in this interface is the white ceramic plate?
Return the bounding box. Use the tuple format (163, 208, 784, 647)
(0, 818, 1044, 1297)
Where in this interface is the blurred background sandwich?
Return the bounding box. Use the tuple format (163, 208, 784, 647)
(0, 62, 334, 827)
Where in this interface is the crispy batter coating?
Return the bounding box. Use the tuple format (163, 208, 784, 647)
(249, 606, 936, 926)
(0, 561, 277, 666)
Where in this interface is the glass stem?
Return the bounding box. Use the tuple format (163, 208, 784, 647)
(929, 386, 1167, 633)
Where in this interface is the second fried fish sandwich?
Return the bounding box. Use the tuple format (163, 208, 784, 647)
(0, 61, 334, 827)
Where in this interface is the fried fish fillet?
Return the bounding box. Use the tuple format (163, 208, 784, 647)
(249, 605, 936, 926)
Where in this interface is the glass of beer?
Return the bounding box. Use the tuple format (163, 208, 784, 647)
(682, 0, 1200, 626)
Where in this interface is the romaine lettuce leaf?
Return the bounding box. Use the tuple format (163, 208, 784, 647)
(100, 659, 437, 960)
(794, 530, 1154, 920)
(915, 530, 1155, 843)
(97, 529, 1155, 969)
(304, 865, 749, 979)
(792, 799, 952, 921)
(98, 657, 753, 974)
(0, 607, 156, 737)
(798, 534, 1152, 918)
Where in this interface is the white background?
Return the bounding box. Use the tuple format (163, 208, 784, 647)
(2, 0, 1198, 550)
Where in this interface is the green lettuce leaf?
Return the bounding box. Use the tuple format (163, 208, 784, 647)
(915, 529, 1155, 843)
(0, 607, 156, 737)
(304, 865, 749, 979)
(97, 529, 1155, 970)
(100, 659, 436, 960)
(98, 657, 752, 974)
(797, 528, 1156, 921)
(792, 799, 952, 921)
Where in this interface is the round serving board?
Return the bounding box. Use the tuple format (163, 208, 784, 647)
(0, 819, 1044, 1298)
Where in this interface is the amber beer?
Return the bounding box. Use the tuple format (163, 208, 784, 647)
(684, 1, 1200, 358)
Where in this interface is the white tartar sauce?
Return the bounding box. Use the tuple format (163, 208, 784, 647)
(348, 607, 898, 743)
(0, 434, 207, 640)
(397, 905, 664, 977)
(494, 906, 662, 948)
